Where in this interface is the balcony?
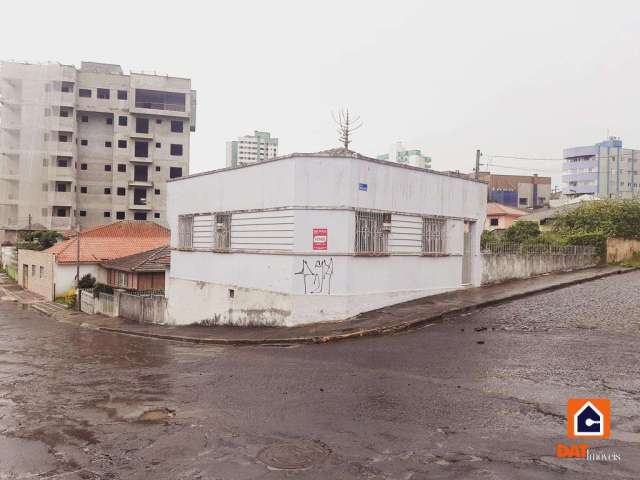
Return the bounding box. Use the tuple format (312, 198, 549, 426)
(128, 179, 153, 188)
(47, 116, 75, 132)
(51, 166, 75, 181)
(47, 140, 75, 156)
(50, 216, 74, 230)
(130, 131, 153, 140)
(49, 191, 75, 206)
(53, 91, 75, 107)
(129, 201, 152, 211)
(0, 193, 18, 205)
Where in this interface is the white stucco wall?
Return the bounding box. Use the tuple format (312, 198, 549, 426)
(53, 263, 99, 298)
(166, 154, 486, 326)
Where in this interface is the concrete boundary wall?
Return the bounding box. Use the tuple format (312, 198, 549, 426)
(607, 237, 640, 263)
(481, 253, 598, 285)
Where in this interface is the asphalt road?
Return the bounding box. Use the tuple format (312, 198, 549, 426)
(1, 272, 640, 479)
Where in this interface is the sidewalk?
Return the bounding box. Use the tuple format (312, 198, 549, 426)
(9, 265, 632, 345)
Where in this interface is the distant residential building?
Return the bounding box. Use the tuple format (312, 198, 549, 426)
(226, 131, 278, 167)
(0, 60, 197, 243)
(476, 172, 551, 210)
(377, 142, 432, 169)
(563, 137, 640, 198)
(485, 203, 527, 231)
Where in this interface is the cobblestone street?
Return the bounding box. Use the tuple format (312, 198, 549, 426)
(1, 272, 640, 479)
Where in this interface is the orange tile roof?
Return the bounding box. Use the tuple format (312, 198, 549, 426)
(47, 221, 170, 264)
(486, 202, 528, 217)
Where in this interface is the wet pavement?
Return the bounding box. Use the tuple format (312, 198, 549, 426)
(1, 272, 640, 479)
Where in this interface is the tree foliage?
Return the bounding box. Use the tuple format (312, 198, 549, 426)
(551, 199, 640, 239)
(17, 230, 63, 251)
(501, 221, 541, 244)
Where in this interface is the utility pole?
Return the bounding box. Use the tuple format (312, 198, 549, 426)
(27, 213, 32, 231)
(475, 149, 482, 180)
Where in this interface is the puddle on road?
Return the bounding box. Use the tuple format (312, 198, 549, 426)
(0, 435, 61, 475)
(95, 400, 177, 423)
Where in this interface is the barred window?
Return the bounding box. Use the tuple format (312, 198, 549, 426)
(422, 217, 446, 254)
(214, 213, 231, 250)
(178, 214, 194, 250)
(355, 210, 390, 254)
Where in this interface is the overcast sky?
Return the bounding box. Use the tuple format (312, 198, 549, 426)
(3, 0, 639, 187)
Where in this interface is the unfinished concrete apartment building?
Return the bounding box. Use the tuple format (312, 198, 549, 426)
(0, 60, 196, 242)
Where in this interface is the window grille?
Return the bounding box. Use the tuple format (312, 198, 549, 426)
(178, 214, 194, 250)
(214, 213, 231, 250)
(354, 210, 389, 254)
(422, 217, 446, 254)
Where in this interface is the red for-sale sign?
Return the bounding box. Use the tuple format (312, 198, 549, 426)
(313, 228, 328, 250)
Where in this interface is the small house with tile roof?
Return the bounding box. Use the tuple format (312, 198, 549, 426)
(17, 221, 169, 300)
(100, 246, 170, 291)
(485, 203, 527, 231)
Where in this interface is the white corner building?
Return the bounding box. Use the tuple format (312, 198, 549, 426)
(166, 148, 486, 327)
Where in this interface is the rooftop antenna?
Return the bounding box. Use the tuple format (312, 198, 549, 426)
(332, 108, 363, 149)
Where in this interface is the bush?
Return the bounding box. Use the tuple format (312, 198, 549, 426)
(563, 232, 607, 258)
(93, 282, 114, 297)
(552, 199, 640, 239)
(55, 288, 76, 308)
(502, 221, 541, 244)
(17, 230, 63, 251)
(77, 273, 96, 289)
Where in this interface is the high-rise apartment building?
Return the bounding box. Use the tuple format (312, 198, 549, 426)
(226, 131, 278, 167)
(0, 60, 196, 242)
(377, 141, 432, 169)
(562, 137, 640, 198)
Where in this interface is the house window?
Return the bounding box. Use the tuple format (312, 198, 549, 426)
(134, 141, 149, 158)
(57, 157, 69, 167)
(169, 167, 182, 178)
(79, 210, 87, 217)
(117, 271, 128, 288)
(118, 140, 127, 148)
(155, 142, 161, 148)
(117, 187, 126, 196)
(136, 117, 149, 134)
(422, 217, 446, 254)
(80, 139, 88, 146)
(104, 211, 111, 218)
(215, 213, 231, 250)
(134, 212, 147, 221)
(104, 164, 112, 172)
(32, 265, 36, 276)
(118, 116, 128, 126)
(117, 90, 128, 100)
(80, 163, 88, 170)
(116, 211, 125, 220)
(97, 88, 110, 99)
(79, 88, 91, 98)
(80, 186, 87, 194)
(105, 141, 112, 148)
(519, 198, 528, 206)
(171, 120, 183, 133)
(39, 266, 44, 279)
(154, 189, 160, 195)
(354, 210, 389, 254)
(490, 218, 499, 226)
(154, 212, 160, 219)
(178, 214, 194, 250)
(117, 164, 127, 173)
(81, 115, 88, 123)
(156, 119, 162, 124)
(104, 187, 111, 194)
(170, 144, 183, 156)
(106, 117, 113, 125)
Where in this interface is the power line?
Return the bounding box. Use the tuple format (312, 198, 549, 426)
(487, 154, 565, 161)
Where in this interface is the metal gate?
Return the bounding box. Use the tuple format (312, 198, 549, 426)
(97, 292, 114, 316)
(461, 221, 473, 285)
(80, 290, 95, 314)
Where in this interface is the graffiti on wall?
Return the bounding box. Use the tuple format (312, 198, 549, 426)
(295, 258, 334, 294)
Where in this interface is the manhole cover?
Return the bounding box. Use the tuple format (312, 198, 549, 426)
(257, 440, 331, 470)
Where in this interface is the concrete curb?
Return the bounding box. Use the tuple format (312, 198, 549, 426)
(88, 267, 637, 346)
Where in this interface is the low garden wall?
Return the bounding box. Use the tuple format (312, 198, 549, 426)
(606, 237, 640, 263)
(481, 243, 599, 285)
